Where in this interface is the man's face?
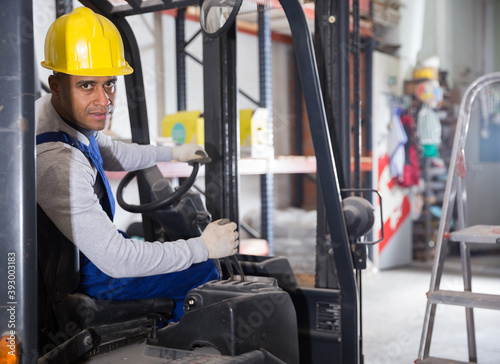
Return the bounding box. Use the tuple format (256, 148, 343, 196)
(50, 74, 117, 131)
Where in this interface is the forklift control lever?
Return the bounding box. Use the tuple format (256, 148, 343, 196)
(216, 219, 245, 282)
(147, 312, 170, 340)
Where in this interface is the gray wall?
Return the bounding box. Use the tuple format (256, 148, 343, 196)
(387, 0, 498, 88)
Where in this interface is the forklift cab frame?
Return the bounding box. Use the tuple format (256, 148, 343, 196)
(0, 0, 364, 363)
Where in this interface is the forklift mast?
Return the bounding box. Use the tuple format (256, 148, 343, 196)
(0, 0, 362, 362)
(0, 1, 38, 362)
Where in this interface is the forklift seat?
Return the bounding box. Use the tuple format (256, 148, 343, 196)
(37, 205, 174, 351)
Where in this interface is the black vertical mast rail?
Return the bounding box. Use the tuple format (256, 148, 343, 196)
(258, 4, 275, 255)
(352, 0, 362, 190)
(351, 3, 365, 362)
(314, 0, 351, 191)
(56, 0, 73, 18)
(176, 8, 187, 111)
(279, 0, 359, 362)
(314, 0, 351, 291)
(0, 0, 38, 361)
(203, 24, 240, 225)
(292, 58, 304, 208)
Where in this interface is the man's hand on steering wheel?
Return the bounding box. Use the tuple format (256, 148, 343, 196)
(172, 143, 212, 165)
(117, 143, 211, 213)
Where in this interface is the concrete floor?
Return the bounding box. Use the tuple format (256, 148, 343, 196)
(361, 255, 500, 364)
(82, 253, 500, 364)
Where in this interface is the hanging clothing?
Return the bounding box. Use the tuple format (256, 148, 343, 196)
(388, 112, 408, 179)
(398, 113, 421, 187)
(417, 104, 442, 157)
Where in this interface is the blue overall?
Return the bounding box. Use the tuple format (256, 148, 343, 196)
(36, 131, 218, 321)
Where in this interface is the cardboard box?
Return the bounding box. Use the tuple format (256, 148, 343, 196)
(404, 79, 420, 96)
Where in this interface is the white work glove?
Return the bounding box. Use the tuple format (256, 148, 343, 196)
(201, 219, 239, 259)
(172, 143, 212, 165)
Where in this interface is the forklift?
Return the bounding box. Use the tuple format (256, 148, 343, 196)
(0, 0, 380, 363)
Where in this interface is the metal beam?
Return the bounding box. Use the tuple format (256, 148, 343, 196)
(81, 0, 198, 18)
(176, 8, 187, 111)
(279, 0, 359, 362)
(292, 59, 304, 208)
(352, 0, 362, 189)
(55, 0, 72, 18)
(314, 0, 351, 190)
(155, 12, 166, 137)
(0, 0, 38, 361)
(203, 24, 240, 225)
(258, 5, 275, 255)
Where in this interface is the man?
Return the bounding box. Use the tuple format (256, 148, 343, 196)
(37, 7, 239, 321)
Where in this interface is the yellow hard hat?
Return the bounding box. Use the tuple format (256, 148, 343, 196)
(41, 7, 134, 76)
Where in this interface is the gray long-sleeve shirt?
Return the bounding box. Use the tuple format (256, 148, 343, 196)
(36, 94, 208, 278)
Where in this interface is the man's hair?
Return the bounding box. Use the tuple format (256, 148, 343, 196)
(52, 72, 69, 87)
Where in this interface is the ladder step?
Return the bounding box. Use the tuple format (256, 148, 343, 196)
(449, 224, 500, 244)
(416, 357, 472, 364)
(428, 290, 500, 310)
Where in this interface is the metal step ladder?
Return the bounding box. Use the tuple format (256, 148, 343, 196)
(416, 73, 500, 364)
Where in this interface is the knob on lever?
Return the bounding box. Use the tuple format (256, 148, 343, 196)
(217, 218, 231, 226)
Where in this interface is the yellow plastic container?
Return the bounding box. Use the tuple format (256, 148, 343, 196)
(413, 67, 438, 80)
(162, 110, 204, 145)
(162, 109, 269, 158)
(239, 109, 255, 147)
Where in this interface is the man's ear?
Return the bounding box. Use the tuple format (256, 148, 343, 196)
(48, 75, 60, 96)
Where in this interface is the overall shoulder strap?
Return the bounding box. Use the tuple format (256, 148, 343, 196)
(37, 131, 86, 150)
(37, 131, 115, 220)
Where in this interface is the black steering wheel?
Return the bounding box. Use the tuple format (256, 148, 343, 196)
(116, 162, 200, 213)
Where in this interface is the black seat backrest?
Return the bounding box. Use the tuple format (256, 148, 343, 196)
(37, 205, 80, 302)
(37, 205, 176, 358)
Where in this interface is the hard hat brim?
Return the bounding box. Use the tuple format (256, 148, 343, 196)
(41, 61, 134, 77)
